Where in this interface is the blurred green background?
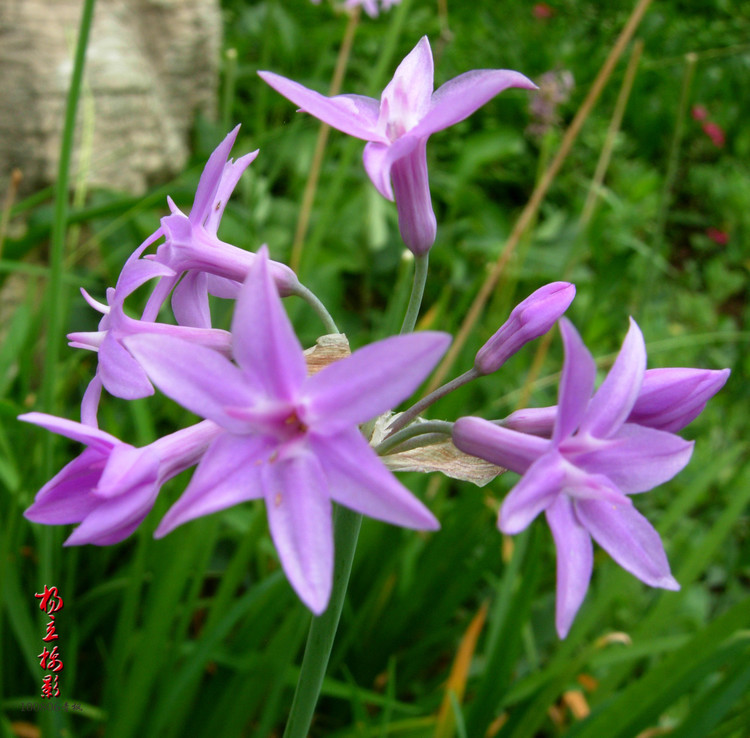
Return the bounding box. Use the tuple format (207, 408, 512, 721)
(1, 0, 749, 736)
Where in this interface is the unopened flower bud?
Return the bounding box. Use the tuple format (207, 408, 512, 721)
(474, 282, 575, 374)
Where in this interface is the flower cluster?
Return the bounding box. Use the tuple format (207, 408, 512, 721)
(23, 37, 728, 638)
(455, 319, 728, 637)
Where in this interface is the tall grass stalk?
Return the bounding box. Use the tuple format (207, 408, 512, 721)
(517, 38, 644, 410)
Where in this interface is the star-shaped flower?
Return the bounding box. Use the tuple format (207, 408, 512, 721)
(126, 247, 450, 613)
(134, 126, 299, 327)
(259, 37, 535, 254)
(453, 318, 695, 637)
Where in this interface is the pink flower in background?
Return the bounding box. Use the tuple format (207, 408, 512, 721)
(702, 121, 725, 148)
(533, 3, 555, 19)
(691, 105, 708, 121)
(706, 227, 729, 245)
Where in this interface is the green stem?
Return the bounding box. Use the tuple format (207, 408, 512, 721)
(41, 0, 97, 427)
(400, 253, 429, 334)
(282, 505, 362, 738)
(375, 420, 454, 456)
(39, 0, 96, 597)
(386, 368, 479, 436)
(292, 282, 340, 334)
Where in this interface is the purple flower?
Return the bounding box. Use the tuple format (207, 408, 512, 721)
(310, 0, 401, 18)
(125, 247, 449, 614)
(453, 318, 695, 638)
(21, 414, 221, 546)
(259, 37, 535, 255)
(68, 263, 233, 405)
(136, 126, 299, 327)
(474, 282, 575, 375)
(502, 367, 730, 436)
(343, 0, 401, 17)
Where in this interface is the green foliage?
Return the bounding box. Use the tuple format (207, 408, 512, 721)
(2, 0, 749, 736)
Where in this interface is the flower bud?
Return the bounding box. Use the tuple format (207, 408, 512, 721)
(474, 282, 575, 374)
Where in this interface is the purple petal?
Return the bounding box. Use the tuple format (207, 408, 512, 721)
(98, 332, 155, 400)
(155, 433, 270, 537)
(575, 423, 694, 494)
(264, 452, 333, 614)
(64, 451, 161, 546)
(303, 331, 450, 431)
(575, 498, 680, 590)
(413, 68, 537, 138)
(204, 149, 259, 235)
(501, 406, 556, 437)
(499, 451, 565, 534)
(553, 319, 596, 444)
(452, 416, 549, 474)
(124, 333, 257, 432)
(24, 449, 106, 524)
(114, 257, 175, 302)
(190, 126, 241, 224)
(545, 496, 593, 638)
(172, 272, 211, 328)
(391, 140, 436, 255)
(231, 246, 307, 400)
(378, 37, 434, 137)
(363, 142, 395, 200)
(629, 367, 730, 432)
(95, 445, 160, 499)
(581, 317, 646, 438)
(258, 71, 382, 141)
(141, 273, 179, 322)
(80, 373, 103, 427)
(312, 428, 438, 529)
(362, 134, 421, 202)
(206, 274, 242, 299)
(122, 225, 165, 267)
(18, 412, 118, 452)
(64, 481, 158, 546)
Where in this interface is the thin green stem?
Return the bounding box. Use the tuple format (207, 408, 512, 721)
(282, 505, 362, 738)
(292, 283, 339, 334)
(41, 0, 97, 425)
(387, 368, 479, 436)
(375, 420, 454, 457)
(39, 0, 96, 596)
(400, 253, 429, 335)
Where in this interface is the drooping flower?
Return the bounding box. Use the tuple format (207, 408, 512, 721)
(453, 318, 696, 637)
(21, 414, 221, 546)
(501, 366, 730, 436)
(259, 37, 535, 255)
(125, 246, 450, 614)
(474, 282, 575, 375)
